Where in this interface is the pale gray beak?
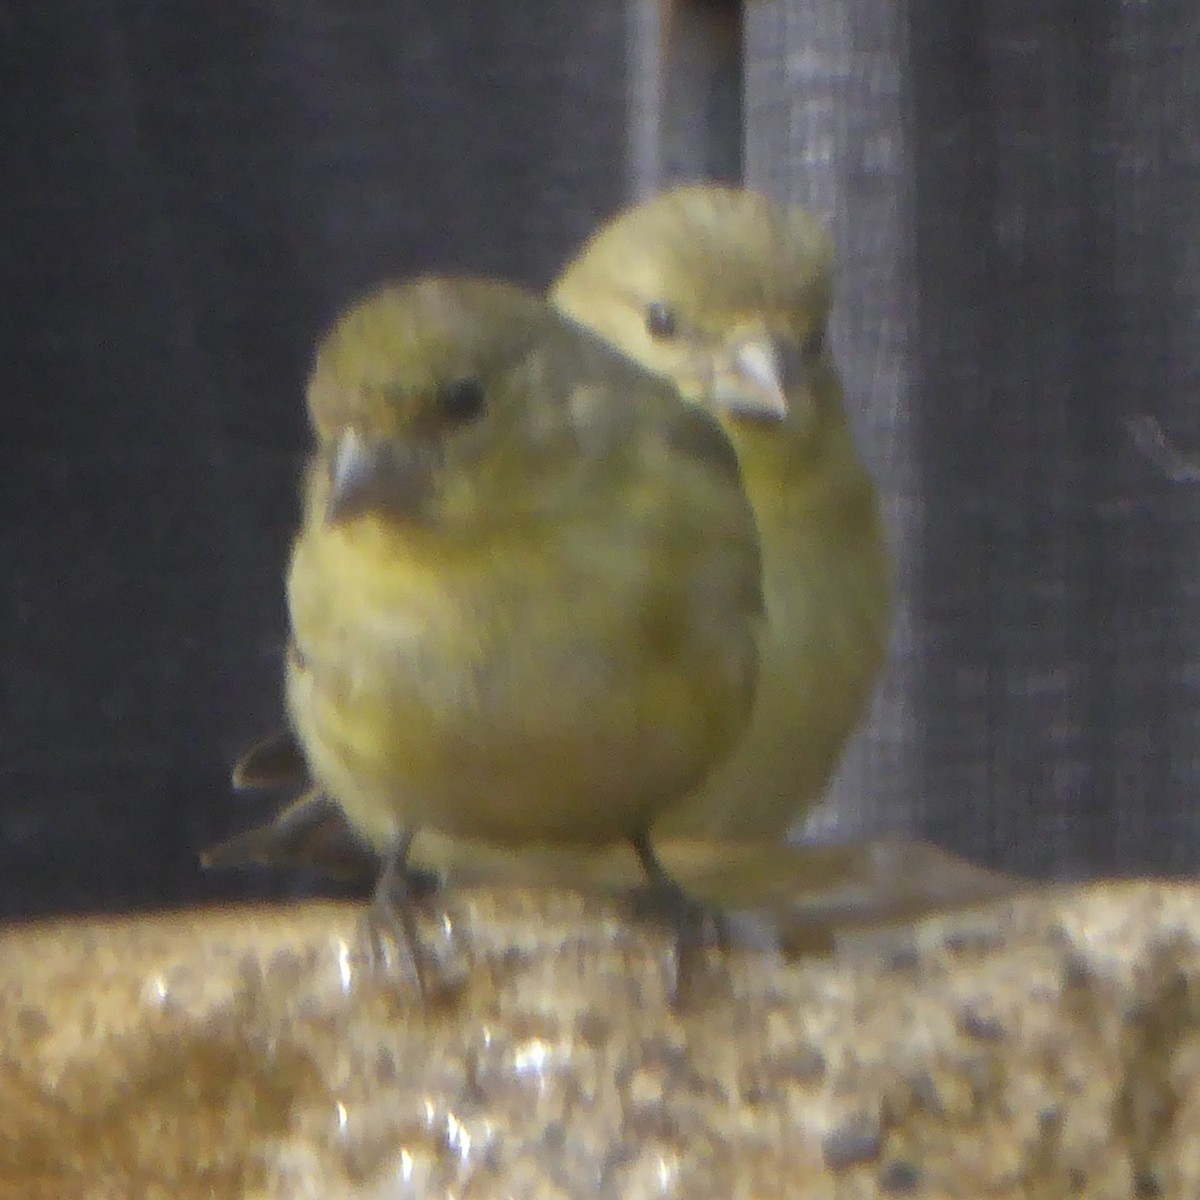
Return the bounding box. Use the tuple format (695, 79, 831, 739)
(711, 334, 790, 423)
(323, 429, 433, 525)
(324, 429, 377, 524)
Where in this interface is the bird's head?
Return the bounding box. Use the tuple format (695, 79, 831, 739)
(551, 185, 836, 441)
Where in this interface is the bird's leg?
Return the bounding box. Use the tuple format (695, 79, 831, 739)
(366, 828, 439, 996)
(629, 830, 726, 1003)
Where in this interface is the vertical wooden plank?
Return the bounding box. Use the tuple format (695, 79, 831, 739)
(625, 0, 667, 196)
(743, 0, 920, 845)
(627, 0, 744, 196)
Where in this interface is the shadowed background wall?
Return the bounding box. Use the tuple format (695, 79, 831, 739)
(2, 0, 1198, 916)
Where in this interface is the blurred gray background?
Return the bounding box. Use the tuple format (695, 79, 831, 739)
(2, 0, 1198, 915)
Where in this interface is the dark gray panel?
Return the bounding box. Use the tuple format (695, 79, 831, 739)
(0, 0, 645, 915)
(745, 0, 1200, 877)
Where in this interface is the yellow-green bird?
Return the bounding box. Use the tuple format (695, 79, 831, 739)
(272, 276, 764, 961)
(550, 184, 891, 840)
(211, 185, 889, 886)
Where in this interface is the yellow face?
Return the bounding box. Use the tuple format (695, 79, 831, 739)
(305, 277, 542, 442)
(301, 274, 754, 542)
(302, 277, 612, 535)
(551, 185, 836, 443)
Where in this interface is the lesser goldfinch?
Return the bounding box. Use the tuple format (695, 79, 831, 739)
(274, 275, 764, 973)
(550, 184, 891, 839)
(216, 185, 890, 883)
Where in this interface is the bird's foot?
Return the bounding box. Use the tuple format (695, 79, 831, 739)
(362, 833, 451, 1002)
(628, 833, 729, 1007)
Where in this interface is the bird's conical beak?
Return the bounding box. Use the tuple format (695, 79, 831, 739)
(324, 429, 380, 524)
(324, 429, 431, 525)
(711, 332, 790, 424)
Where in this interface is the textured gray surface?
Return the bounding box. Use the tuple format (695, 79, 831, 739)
(7, 881, 1200, 1198)
(748, 1, 1200, 877)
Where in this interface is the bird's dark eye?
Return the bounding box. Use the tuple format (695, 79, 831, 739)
(804, 325, 827, 358)
(439, 376, 486, 423)
(644, 302, 678, 340)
